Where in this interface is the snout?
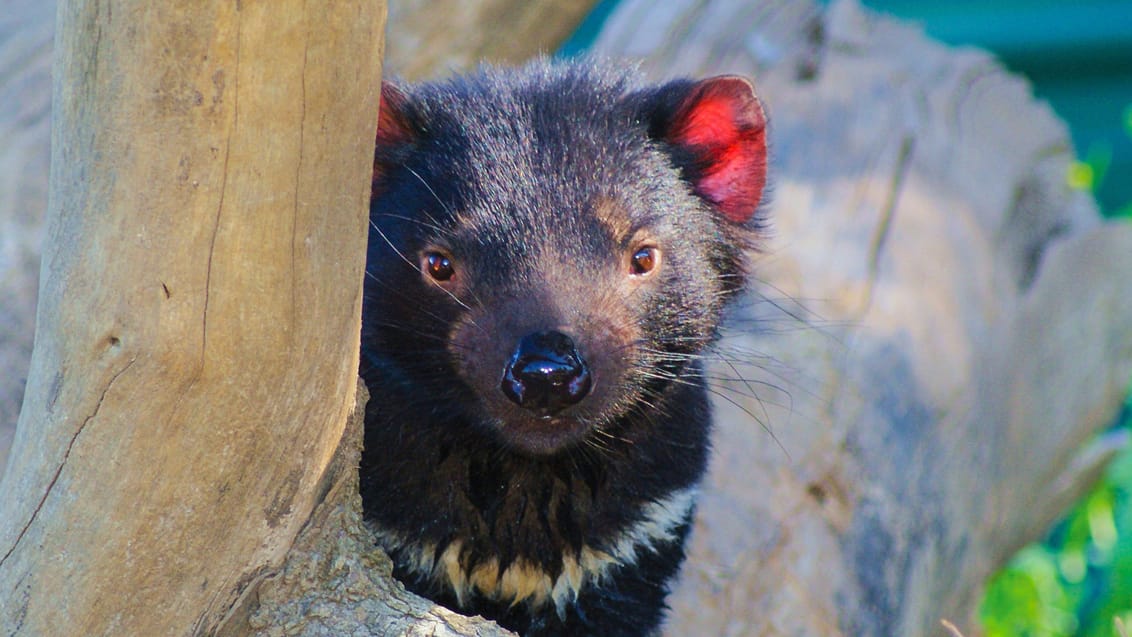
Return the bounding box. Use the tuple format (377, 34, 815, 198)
(500, 330, 592, 415)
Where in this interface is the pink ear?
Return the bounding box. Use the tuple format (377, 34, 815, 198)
(665, 77, 767, 224)
(376, 82, 412, 146)
(373, 82, 414, 191)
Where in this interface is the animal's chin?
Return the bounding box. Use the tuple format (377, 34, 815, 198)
(491, 412, 597, 456)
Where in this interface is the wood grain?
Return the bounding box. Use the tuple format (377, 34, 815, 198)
(2, 0, 1130, 635)
(0, 1, 385, 633)
(384, 0, 596, 80)
(587, 1, 1132, 634)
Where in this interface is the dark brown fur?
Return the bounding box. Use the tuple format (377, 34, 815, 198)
(359, 61, 768, 636)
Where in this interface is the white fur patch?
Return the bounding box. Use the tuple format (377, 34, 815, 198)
(370, 487, 697, 617)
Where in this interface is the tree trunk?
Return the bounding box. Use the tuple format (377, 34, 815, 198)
(0, 0, 601, 492)
(383, 0, 597, 81)
(0, 0, 53, 458)
(587, 0, 1132, 634)
(0, 1, 385, 634)
(3, 0, 1132, 636)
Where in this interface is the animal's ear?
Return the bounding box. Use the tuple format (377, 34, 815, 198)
(373, 81, 417, 193)
(376, 81, 414, 147)
(639, 76, 767, 224)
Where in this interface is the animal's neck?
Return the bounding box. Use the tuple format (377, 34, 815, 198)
(360, 364, 712, 609)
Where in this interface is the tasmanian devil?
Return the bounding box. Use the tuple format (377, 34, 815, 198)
(358, 60, 768, 636)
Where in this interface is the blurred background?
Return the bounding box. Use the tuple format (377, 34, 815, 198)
(573, 0, 1132, 634)
(1, 0, 1129, 633)
(844, 3, 1132, 635)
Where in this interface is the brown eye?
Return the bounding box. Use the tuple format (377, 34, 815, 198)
(629, 246, 659, 276)
(424, 251, 455, 282)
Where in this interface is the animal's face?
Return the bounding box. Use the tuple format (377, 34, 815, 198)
(363, 64, 767, 455)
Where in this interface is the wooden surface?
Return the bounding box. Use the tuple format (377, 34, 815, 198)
(0, 2, 578, 635)
(587, 1, 1132, 634)
(0, 1, 384, 633)
(383, 0, 596, 80)
(0, 0, 52, 469)
(0, 0, 603, 505)
(2, 0, 1131, 636)
(216, 382, 513, 637)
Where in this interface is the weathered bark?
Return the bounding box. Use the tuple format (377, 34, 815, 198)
(587, 1, 1132, 635)
(215, 382, 512, 637)
(3, 1, 1132, 636)
(0, 1, 385, 634)
(383, 0, 597, 81)
(0, 0, 52, 461)
(0, 2, 581, 635)
(0, 0, 600, 489)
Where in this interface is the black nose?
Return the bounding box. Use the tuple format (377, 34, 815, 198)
(501, 331, 592, 414)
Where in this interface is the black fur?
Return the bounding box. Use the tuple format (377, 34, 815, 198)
(359, 61, 767, 636)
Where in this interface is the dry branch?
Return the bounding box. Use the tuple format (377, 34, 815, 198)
(0, 1, 384, 633)
(2, 0, 1131, 636)
(383, 0, 597, 81)
(216, 382, 512, 637)
(589, 0, 1132, 634)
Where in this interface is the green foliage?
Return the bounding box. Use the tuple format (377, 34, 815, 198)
(1116, 105, 1132, 219)
(1067, 148, 1111, 195)
(984, 103, 1131, 630)
(1067, 104, 1132, 220)
(982, 386, 1132, 636)
(981, 545, 1078, 636)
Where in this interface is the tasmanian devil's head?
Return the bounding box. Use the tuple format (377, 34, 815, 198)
(363, 62, 767, 456)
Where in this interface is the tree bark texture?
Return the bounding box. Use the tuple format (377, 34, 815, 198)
(0, 0, 52, 461)
(2, 1, 1132, 636)
(216, 381, 513, 637)
(0, 0, 602, 501)
(586, 1, 1132, 634)
(0, 1, 385, 634)
(382, 0, 597, 81)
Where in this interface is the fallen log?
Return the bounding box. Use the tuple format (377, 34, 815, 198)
(587, 0, 1132, 634)
(1, 0, 1130, 635)
(0, 1, 385, 633)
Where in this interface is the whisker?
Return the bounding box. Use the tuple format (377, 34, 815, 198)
(406, 165, 455, 218)
(371, 211, 451, 235)
(367, 225, 477, 316)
